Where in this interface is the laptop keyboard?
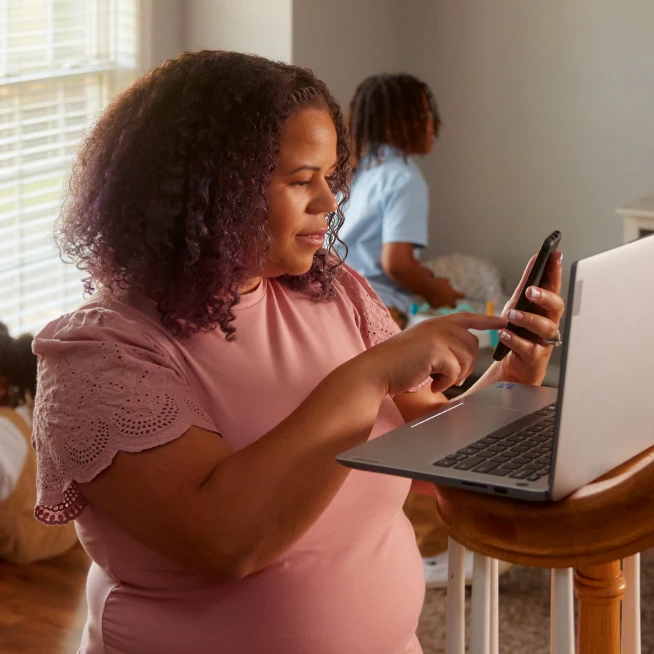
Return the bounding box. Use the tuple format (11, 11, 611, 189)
(433, 404, 557, 482)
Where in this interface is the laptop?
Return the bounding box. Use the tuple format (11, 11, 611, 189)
(337, 235, 654, 502)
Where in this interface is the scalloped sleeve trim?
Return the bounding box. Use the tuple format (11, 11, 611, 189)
(32, 308, 219, 524)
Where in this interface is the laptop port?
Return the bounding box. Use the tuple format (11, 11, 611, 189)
(461, 481, 487, 489)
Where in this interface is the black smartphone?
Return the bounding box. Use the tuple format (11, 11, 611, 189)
(492, 230, 562, 362)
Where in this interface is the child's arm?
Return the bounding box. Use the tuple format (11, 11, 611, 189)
(381, 242, 463, 309)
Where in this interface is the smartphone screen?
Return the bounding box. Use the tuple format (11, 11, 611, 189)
(492, 230, 562, 362)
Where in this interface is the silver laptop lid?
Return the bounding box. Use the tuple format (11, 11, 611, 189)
(551, 236, 654, 501)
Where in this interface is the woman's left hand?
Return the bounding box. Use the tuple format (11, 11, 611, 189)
(497, 251, 565, 386)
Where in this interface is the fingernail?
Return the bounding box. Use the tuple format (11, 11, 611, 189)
(528, 287, 542, 299)
(499, 330, 511, 341)
(558, 252, 563, 265)
(508, 310, 523, 321)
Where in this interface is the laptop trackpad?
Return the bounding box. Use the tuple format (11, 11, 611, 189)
(413, 402, 521, 455)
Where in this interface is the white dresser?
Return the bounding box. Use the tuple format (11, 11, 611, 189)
(616, 194, 654, 243)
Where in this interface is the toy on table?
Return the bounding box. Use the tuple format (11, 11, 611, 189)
(408, 299, 501, 350)
(486, 301, 500, 348)
(409, 300, 475, 316)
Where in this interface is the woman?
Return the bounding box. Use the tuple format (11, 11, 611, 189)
(0, 322, 77, 563)
(33, 51, 563, 654)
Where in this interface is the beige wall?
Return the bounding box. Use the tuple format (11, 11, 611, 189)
(140, 0, 184, 69)
(146, 0, 400, 108)
(292, 0, 401, 109)
(184, 0, 292, 62)
(143, 0, 292, 69)
(400, 0, 654, 291)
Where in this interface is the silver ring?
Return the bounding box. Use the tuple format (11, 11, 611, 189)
(543, 329, 563, 347)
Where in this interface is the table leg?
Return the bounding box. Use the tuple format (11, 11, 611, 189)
(574, 561, 625, 654)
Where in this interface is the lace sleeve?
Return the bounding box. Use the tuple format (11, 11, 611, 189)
(338, 265, 431, 393)
(32, 308, 217, 525)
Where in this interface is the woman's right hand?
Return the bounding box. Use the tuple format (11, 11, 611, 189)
(359, 313, 507, 395)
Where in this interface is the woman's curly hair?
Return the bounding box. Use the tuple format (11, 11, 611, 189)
(56, 50, 351, 340)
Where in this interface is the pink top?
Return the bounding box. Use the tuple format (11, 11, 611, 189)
(32, 266, 428, 654)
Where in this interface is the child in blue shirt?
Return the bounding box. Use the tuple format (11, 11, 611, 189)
(338, 73, 462, 329)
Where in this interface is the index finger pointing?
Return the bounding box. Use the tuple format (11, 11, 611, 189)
(445, 312, 506, 331)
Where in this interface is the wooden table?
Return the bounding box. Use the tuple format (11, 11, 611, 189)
(433, 447, 654, 653)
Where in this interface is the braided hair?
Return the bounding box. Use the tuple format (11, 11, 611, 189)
(348, 73, 441, 165)
(0, 322, 37, 407)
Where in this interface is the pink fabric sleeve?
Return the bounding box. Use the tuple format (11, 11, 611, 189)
(338, 265, 431, 393)
(31, 307, 217, 525)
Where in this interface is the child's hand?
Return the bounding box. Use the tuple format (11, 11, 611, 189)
(426, 277, 464, 310)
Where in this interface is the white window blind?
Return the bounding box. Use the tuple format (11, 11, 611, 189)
(0, 0, 139, 336)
